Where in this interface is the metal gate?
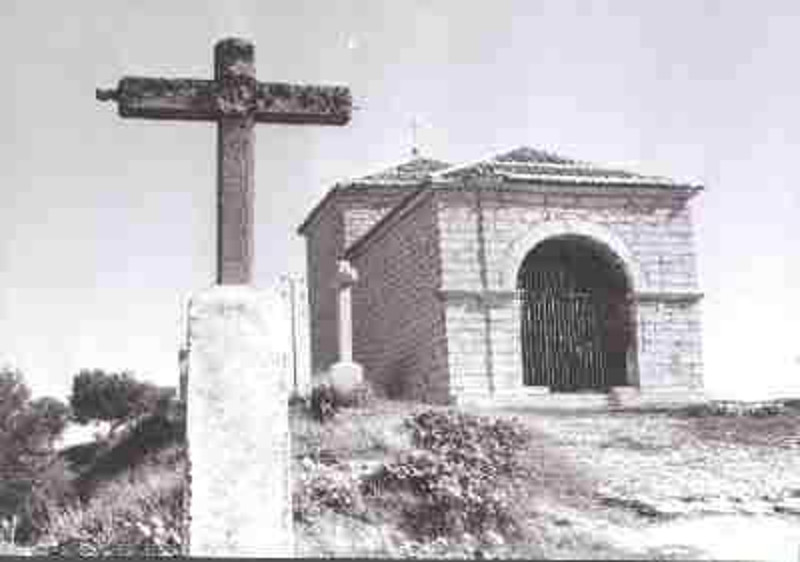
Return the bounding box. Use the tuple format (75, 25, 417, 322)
(518, 242, 631, 391)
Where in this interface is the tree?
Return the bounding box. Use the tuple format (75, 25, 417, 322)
(69, 369, 174, 434)
(0, 368, 71, 542)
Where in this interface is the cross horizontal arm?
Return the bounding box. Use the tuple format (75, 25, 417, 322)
(254, 82, 351, 125)
(96, 77, 351, 125)
(97, 77, 218, 121)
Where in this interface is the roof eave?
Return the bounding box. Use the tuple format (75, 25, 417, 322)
(432, 173, 704, 193)
(297, 184, 342, 236)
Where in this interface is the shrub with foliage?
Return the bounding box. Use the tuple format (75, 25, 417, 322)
(74, 405, 186, 500)
(303, 379, 376, 423)
(0, 368, 72, 543)
(43, 466, 185, 557)
(69, 369, 174, 433)
(363, 409, 530, 540)
(406, 410, 530, 476)
(309, 383, 339, 423)
(293, 457, 365, 523)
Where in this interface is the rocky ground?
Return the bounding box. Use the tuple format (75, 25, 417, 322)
(484, 404, 800, 559)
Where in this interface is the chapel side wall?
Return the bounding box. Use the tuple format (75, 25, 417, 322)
(341, 188, 413, 248)
(436, 188, 703, 394)
(349, 194, 450, 403)
(303, 187, 415, 376)
(304, 204, 343, 374)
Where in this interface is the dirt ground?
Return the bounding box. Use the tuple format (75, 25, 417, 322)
(293, 400, 800, 559)
(484, 405, 800, 559)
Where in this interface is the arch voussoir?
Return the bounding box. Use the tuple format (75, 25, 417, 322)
(500, 219, 645, 293)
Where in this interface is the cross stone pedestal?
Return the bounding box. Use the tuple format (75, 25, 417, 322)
(185, 286, 292, 557)
(328, 261, 364, 398)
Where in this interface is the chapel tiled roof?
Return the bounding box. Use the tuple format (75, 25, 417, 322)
(345, 156, 453, 186)
(298, 156, 452, 234)
(432, 146, 703, 190)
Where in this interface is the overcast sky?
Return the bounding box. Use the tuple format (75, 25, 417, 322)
(1, 0, 798, 400)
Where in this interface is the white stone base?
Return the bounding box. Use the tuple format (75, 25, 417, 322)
(328, 361, 364, 402)
(185, 285, 293, 557)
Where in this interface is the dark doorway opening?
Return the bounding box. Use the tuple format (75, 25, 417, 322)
(518, 235, 636, 391)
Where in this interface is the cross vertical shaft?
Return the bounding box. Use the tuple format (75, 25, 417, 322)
(215, 39, 255, 284)
(217, 116, 254, 284)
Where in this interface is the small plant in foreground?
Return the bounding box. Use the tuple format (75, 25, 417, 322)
(293, 457, 365, 522)
(304, 379, 375, 423)
(309, 383, 339, 423)
(363, 409, 530, 540)
(43, 468, 184, 557)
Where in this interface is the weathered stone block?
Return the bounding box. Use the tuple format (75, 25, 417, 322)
(186, 286, 292, 557)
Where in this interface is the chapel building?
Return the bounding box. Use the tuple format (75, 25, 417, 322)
(298, 147, 705, 406)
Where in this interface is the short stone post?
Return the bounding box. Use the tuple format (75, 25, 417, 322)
(328, 260, 364, 398)
(185, 286, 293, 556)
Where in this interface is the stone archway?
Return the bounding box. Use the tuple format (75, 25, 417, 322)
(500, 219, 646, 293)
(503, 220, 641, 392)
(517, 235, 636, 391)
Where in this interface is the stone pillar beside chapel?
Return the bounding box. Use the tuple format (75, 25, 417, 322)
(326, 260, 365, 399)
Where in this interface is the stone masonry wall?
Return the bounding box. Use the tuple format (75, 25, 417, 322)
(348, 193, 450, 402)
(435, 187, 703, 397)
(303, 200, 343, 373)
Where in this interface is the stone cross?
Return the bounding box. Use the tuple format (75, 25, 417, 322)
(97, 37, 351, 284)
(327, 260, 364, 399)
(97, 38, 352, 557)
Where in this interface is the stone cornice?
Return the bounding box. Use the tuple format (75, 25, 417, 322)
(634, 291, 704, 303)
(436, 289, 704, 305)
(430, 177, 702, 198)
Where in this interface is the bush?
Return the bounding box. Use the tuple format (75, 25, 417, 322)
(74, 410, 186, 500)
(0, 368, 72, 542)
(293, 458, 365, 523)
(43, 461, 185, 557)
(309, 383, 339, 423)
(405, 410, 530, 477)
(69, 370, 174, 433)
(304, 379, 375, 423)
(363, 410, 530, 540)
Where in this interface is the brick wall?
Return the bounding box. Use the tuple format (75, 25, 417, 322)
(342, 188, 411, 247)
(347, 192, 450, 403)
(302, 186, 416, 374)
(434, 186, 703, 396)
(303, 199, 342, 373)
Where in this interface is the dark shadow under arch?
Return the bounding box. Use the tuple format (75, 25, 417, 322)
(517, 235, 637, 391)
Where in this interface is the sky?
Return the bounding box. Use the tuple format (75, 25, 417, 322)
(1, 0, 798, 400)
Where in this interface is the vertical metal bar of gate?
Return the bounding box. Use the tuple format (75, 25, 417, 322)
(519, 247, 631, 391)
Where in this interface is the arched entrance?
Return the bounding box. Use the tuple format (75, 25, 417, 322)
(517, 235, 636, 391)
